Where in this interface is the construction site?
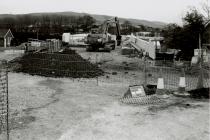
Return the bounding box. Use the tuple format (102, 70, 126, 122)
(0, 6, 210, 140)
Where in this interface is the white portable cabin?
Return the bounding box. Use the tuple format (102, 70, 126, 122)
(62, 33, 71, 43)
(62, 33, 87, 45)
(69, 34, 88, 45)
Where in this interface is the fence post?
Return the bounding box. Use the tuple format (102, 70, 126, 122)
(95, 54, 98, 64)
(197, 67, 204, 89)
(96, 54, 99, 86)
(97, 76, 99, 86)
(143, 58, 147, 86)
(6, 61, 9, 140)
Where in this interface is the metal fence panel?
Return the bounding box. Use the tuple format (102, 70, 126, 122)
(0, 60, 9, 140)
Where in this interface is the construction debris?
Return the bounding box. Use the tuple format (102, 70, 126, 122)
(26, 38, 61, 53)
(120, 95, 163, 105)
(188, 88, 209, 99)
(121, 84, 164, 105)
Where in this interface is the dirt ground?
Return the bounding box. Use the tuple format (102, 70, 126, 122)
(0, 47, 210, 140)
(0, 51, 24, 62)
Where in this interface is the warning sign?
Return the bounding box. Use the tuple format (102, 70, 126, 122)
(129, 85, 146, 97)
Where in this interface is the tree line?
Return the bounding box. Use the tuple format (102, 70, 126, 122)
(0, 14, 160, 45)
(0, 14, 96, 44)
(162, 8, 209, 60)
(162, 0, 210, 60)
(0, 14, 96, 33)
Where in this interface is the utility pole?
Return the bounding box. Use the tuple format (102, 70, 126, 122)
(197, 32, 204, 89)
(155, 32, 158, 51)
(37, 30, 39, 40)
(197, 21, 209, 89)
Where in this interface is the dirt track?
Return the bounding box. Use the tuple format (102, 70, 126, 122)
(0, 47, 210, 140)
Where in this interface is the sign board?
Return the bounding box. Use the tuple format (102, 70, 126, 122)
(129, 85, 146, 97)
(194, 49, 207, 56)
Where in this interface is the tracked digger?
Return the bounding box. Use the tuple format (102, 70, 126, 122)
(86, 17, 122, 52)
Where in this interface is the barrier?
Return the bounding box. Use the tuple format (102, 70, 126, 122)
(174, 68, 189, 96)
(120, 95, 163, 105)
(129, 34, 156, 59)
(0, 60, 9, 140)
(155, 69, 165, 94)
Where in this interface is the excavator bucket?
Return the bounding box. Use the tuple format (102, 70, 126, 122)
(117, 35, 122, 46)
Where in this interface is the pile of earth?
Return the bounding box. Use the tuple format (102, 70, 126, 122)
(12, 48, 104, 78)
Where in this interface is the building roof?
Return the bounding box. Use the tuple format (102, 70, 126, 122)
(0, 29, 8, 38)
(205, 20, 210, 28)
(0, 29, 14, 38)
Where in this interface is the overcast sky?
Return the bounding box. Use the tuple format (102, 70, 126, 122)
(0, 0, 208, 24)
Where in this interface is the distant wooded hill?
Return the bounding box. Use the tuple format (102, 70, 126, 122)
(0, 11, 166, 28)
(0, 11, 166, 45)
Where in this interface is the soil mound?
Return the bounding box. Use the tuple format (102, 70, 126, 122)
(13, 48, 103, 78)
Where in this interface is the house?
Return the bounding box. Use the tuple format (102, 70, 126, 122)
(0, 29, 14, 48)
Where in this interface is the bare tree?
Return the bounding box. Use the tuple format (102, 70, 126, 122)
(201, 0, 210, 20)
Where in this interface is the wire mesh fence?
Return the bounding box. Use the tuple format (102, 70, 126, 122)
(11, 51, 210, 93)
(96, 56, 210, 92)
(0, 60, 9, 140)
(2, 49, 209, 138)
(144, 60, 210, 91)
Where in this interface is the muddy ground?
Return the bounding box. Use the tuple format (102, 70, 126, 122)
(0, 47, 209, 140)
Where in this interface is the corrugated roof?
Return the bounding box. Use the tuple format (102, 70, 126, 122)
(0, 29, 9, 38)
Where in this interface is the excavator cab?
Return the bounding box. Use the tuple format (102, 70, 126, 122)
(86, 17, 121, 52)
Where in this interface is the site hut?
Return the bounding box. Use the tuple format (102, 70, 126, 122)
(62, 33, 71, 44)
(136, 32, 152, 37)
(0, 29, 14, 48)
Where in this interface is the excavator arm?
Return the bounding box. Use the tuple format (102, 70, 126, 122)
(98, 17, 122, 45)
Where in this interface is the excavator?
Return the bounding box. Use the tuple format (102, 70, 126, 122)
(86, 17, 122, 52)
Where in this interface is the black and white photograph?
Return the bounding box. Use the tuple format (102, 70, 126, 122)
(0, 0, 210, 139)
